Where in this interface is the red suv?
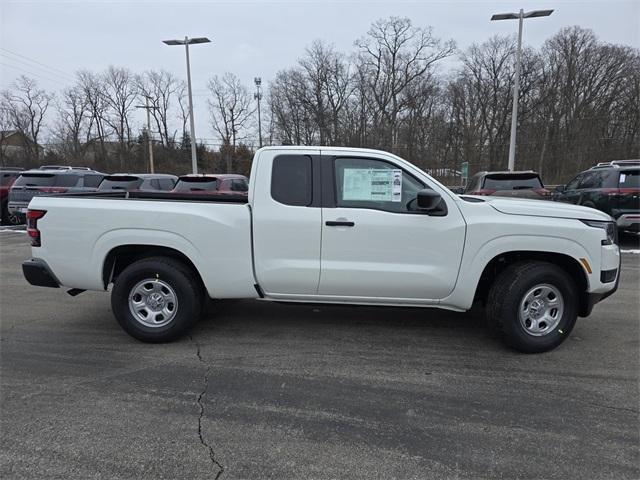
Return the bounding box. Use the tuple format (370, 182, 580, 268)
(1, 167, 24, 225)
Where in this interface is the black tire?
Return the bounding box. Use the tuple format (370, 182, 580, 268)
(486, 261, 578, 353)
(111, 256, 203, 342)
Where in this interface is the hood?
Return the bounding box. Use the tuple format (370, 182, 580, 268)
(473, 197, 613, 221)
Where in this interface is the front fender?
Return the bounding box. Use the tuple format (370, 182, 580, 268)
(440, 234, 593, 310)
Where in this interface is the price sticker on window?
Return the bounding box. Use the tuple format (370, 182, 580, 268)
(343, 169, 402, 202)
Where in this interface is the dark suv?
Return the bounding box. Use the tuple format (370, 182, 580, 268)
(8, 167, 104, 222)
(554, 160, 640, 232)
(1, 167, 25, 225)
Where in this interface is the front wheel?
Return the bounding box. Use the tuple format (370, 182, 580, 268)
(111, 256, 203, 342)
(486, 261, 578, 353)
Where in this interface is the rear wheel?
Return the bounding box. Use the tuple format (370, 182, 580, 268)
(111, 256, 203, 342)
(486, 261, 578, 353)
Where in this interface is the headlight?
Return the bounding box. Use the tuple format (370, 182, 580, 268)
(581, 220, 617, 245)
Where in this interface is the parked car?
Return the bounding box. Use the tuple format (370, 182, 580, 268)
(8, 168, 104, 222)
(22, 146, 619, 353)
(465, 171, 551, 199)
(171, 174, 249, 195)
(1, 167, 24, 225)
(98, 174, 177, 192)
(554, 160, 640, 232)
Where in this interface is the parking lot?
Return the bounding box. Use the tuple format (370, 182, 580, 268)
(1, 230, 638, 479)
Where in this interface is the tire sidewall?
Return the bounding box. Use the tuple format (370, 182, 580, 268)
(112, 259, 200, 342)
(500, 265, 578, 353)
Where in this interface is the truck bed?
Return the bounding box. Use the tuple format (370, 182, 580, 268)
(29, 193, 256, 299)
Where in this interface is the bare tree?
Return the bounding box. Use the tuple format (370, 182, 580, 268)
(207, 73, 254, 171)
(52, 86, 92, 162)
(0, 75, 52, 162)
(102, 66, 138, 170)
(76, 70, 109, 163)
(354, 16, 455, 151)
(136, 70, 185, 147)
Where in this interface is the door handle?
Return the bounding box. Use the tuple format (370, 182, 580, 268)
(325, 220, 355, 227)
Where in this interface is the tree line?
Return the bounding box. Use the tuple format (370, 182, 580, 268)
(1, 17, 638, 183)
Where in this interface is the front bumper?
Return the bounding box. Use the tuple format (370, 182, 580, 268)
(22, 258, 60, 288)
(580, 255, 621, 317)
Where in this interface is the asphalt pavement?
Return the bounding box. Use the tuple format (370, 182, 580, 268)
(1, 231, 639, 479)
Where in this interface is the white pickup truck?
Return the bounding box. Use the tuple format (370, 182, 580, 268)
(22, 146, 620, 352)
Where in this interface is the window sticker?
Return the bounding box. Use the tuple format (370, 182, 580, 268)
(343, 168, 403, 202)
(620, 173, 626, 182)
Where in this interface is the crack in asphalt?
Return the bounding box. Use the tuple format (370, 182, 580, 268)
(189, 335, 224, 479)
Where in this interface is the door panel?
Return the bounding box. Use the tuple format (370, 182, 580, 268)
(252, 150, 322, 295)
(319, 154, 465, 300)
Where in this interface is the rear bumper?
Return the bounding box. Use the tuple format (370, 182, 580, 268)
(616, 213, 640, 231)
(22, 258, 60, 288)
(7, 202, 29, 214)
(616, 210, 640, 229)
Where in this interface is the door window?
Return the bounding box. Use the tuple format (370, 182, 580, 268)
(578, 171, 605, 189)
(334, 157, 424, 213)
(565, 174, 583, 191)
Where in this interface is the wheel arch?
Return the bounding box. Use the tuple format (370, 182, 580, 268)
(103, 244, 206, 294)
(474, 251, 591, 317)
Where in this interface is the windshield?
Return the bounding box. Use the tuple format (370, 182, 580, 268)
(483, 174, 543, 190)
(98, 176, 143, 191)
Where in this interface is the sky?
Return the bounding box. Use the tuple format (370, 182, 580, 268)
(1, 0, 638, 146)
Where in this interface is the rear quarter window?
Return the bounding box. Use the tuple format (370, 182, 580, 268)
(271, 155, 312, 206)
(619, 170, 639, 188)
(82, 175, 104, 188)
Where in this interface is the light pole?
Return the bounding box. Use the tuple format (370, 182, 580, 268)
(163, 36, 211, 174)
(491, 9, 553, 171)
(254, 77, 263, 148)
(135, 99, 159, 173)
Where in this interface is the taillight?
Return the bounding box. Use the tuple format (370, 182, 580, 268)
(26, 209, 46, 247)
(39, 187, 67, 194)
(473, 189, 496, 196)
(534, 188, 552, 197)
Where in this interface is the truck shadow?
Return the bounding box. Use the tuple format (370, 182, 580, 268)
(198, 298, 499, 350)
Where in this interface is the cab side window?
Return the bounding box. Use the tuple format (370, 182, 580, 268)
(334, 157, 425, 213)
(271, 155, 312, 206)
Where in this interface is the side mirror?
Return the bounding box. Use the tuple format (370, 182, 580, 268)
(416, 189, 442, 210)
(555, 185, 566, 193)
